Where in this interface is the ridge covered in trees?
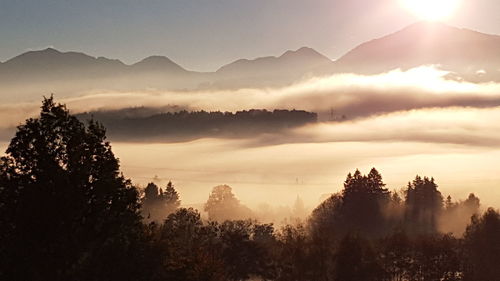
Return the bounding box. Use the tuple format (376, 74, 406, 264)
(0, 98, 499, 281)
(76, 108, 318, 141)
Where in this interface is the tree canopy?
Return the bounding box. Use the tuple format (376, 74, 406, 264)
(204, 184, 253, 222)
(0, 97, 143, 281)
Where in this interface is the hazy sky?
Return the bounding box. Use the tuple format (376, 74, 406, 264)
(1, 0, 499, 71)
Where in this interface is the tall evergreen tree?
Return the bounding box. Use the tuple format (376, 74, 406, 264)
(341, 168, 391, 237)
(404, 176, 443, 234)
(0, 97, 143, 281)
(164, 181, 181, 214)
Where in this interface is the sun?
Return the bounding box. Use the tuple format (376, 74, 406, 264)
(401, 0, 461, 21)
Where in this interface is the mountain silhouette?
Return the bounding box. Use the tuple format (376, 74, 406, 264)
(0, 48, 126, 79)
(325, 21, 500, 81)
(210, 47, 331, 88)
(2, 22, 500, 102)
(0, 46, 331, 101)
(218, 47, 331, 75)
(131, 56, 187, 73)
(0, 48, 200, 100)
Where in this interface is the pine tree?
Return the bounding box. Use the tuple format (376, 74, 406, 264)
(164, 181, 181, 214)
(404, 176, 443, 234)
(141, 181, 180, 223)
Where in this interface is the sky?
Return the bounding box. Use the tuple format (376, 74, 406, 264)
(1, 0, 499, 71)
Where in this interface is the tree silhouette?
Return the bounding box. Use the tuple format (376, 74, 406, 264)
(142, 182, 162, 222)
(333, 234, 385, 281)
(141, 181, 181, 223)
(440, 193, 481, 235)
(164, 181, 181, 213)
(275, 224, 313, 281)
(410, 234, 462, 281)
(380, 230, 413, 281)
(218, 220, 262, 281)
(159, 208, 213, 280)
(0, 97, 143, 281)
(463, 208, 500, 281)
(404, 176, 443, 234)
(341, 168, 391, 236)
(309, 169, 391, 239)
(204, 184, 252, 221)
(77, 108, 318, 141)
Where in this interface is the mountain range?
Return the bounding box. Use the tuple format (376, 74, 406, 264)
(1, 21, 500, 101)
(326, 21, 500, 81)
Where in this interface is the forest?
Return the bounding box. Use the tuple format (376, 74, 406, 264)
(75, 108, 318, 141)
(0, 98, 499, 281)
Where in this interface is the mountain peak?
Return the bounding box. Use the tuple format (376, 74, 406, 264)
(132, 56, 186, 72)
(216, 47, 331, 78)
(41, 47, 60, 53)
(328, 22, 500, 81)
(0, 47, 128, 75)
(280, 47, 328, 59)
(17, 47, 63, 59)
(136, 55, 176, 65)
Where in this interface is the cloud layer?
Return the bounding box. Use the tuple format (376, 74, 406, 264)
(2, 66, 500, 210)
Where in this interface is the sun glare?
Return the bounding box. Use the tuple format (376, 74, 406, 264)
(401, 0, 460, 21)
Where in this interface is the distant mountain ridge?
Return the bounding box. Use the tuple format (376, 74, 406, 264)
(1, 48, 124, 72)
(0, 46, 331, 101)
(326, 22, 500, 81)
(2, 21, 500, 102)
(217, 47, 331, 74)
(0, 48, 187, 77)
(213, 47, 332, 88)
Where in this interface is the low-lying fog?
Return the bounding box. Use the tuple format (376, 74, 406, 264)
(1, 65, 500, 215)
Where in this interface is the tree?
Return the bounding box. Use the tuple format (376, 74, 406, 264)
(404, 176, 443, 234)
(0, 97, 143, 281)
(164, 181, 181, 213)
(341, 168, 391, 236)
(308, 168, 393, 251)
(204, 184, 252, 221)
(158, 208, 275, 281)
(160, 208, 209, 281)
(141, 181, 180, 223)
(142, 182, 162, 222)
(380, 230, 413, 281)
(410, 234, 462, 281)
(218, 220, 262, 281)
(275, 224, 313, 281)
(439, 193, 481, 235)
(252, 223, 278, 280)
(333, 234, 385, 281)
(463, 208, 500, 281)
(308, 194, 343, 281)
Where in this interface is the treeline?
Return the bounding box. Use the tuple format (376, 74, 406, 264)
(1, 98, 499, 281)
(140, 169, 494, 281)
(76, 108, 318, 140)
